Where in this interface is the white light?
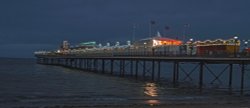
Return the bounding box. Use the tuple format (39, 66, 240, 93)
(116, 42, 120, 46)
(144, 42, 147, 45)
(234, 36, 238, 40)
(127, 41, 131, 45)
(106, 42, 110, 47)
(245, 41, 248, 44)
(153, 40, 157, 46)
(189, 38, 193, 42)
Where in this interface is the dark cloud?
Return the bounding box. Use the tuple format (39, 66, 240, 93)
(0, 0, 250, 57)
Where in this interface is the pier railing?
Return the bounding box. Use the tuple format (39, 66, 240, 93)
(35, 50, 250, 58)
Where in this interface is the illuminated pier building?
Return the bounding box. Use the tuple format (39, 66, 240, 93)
(36, 32, 248, 57)
(192, 39, 240, 56)
(133, 32, 183, 55)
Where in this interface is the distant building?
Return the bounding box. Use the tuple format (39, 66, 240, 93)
(62, 40, 70, 50)
(58, 40, 70, 54)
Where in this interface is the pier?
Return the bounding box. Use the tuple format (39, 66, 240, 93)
(35, 55, 250, 95)
(34, 35, 250, 95)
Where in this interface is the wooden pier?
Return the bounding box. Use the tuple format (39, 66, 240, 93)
(36, 55, 250, 95)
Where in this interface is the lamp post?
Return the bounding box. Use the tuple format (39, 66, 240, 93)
(244, 41, 248, 49)
(233, 36, 238, 58)
(244, 41, 249, 56)
(242, 39, 250, 56)
(144, 42, 147, 56)
(189, 38, 194, 56)
(164, 45, 166, 56)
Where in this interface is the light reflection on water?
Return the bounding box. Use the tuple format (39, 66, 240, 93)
(143, 82, 160, 105)
(144, 82, 158, 97)
(146, 99, 160, 106)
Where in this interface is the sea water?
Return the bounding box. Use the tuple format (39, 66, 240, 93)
(0, 58, 248, 108)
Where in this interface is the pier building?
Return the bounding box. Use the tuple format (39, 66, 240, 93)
(132, 32, 183, 56)
(194, 39, 240, 57)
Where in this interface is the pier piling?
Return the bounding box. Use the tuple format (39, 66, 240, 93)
(36, 56, 250, 95)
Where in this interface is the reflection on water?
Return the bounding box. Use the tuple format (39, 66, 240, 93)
(144, 82, 160, 105)
(0, 59, 226, 107)
(146, 99, 160, 106)
(144, 82, 158, 97)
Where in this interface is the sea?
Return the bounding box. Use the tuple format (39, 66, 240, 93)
(0, 58, 249, 108)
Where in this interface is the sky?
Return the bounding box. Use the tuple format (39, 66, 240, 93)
(0, 0, 250, 58)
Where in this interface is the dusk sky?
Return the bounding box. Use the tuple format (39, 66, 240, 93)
(0, 0, 250, 58)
